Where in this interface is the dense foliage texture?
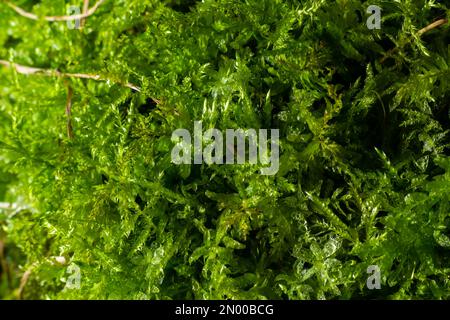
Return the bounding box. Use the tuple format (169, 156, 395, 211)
(0, 0, 449, 299)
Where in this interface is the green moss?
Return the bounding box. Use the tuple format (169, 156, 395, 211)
(0, 0, 449, 299)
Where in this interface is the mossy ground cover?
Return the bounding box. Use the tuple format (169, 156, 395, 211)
(0, 0, 449, 299)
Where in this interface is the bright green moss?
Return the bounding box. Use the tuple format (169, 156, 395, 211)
(0, 0, 449, 299)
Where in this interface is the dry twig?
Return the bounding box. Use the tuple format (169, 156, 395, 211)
(0, 240, 12, 289)
(417, 18, 448, 36)
(4, 0, 106, 22)
(381, 18, 449, 63)
(81, 0, 90, 27)
(66, 85, 74, 139)
(0, 59, 141, 92)
(18, 268, 32, 299)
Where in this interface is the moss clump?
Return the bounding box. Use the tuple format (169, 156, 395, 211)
(0, 0, 449, 299)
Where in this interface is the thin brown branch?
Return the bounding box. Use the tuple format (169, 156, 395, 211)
(5, 0, 106, 22)
(66, 85, 74, 139)
(81, 0, 90, 27)
(381, 18, 449, 63)
(417, 18, 448, 36)
(0, 59, 141, 92)
(379, 47, 399, 64)
(0, 239, 12, 289)
(18, 268, 32, 299)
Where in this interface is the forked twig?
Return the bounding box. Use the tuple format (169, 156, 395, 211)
(4, 0, 106, 22)
(0, 59, 141, 92)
